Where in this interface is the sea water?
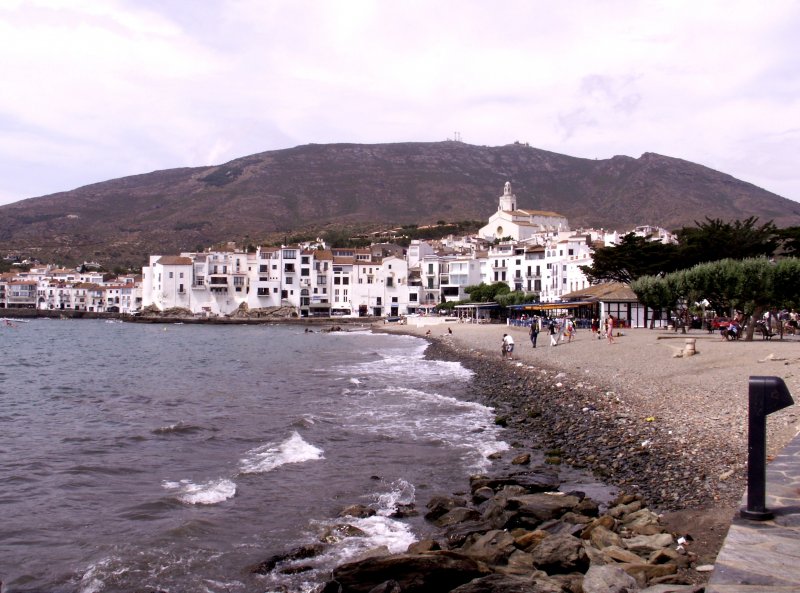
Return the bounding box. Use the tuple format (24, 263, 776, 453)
(0, 320, 508, 592)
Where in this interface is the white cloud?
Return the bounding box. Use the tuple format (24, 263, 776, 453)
(0, 0, 798, 206)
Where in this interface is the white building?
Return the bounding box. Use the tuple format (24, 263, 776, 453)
(479, 182, 570, 241)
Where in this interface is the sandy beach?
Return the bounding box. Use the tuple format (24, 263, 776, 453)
(375, 320, 800, 565)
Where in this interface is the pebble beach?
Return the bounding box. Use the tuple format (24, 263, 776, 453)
(376, 321, 800, 513)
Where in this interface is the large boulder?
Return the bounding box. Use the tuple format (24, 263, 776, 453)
(461, 529, 517, 565)
(469, 469, 560, 494)
(582, 564, 639, 593)
(425, 495, 468, 522)
(328, 551, 489, 593)
(527, 533, 588, 573)
(504, 493, 581, 528)
(251, 543, 325, 574)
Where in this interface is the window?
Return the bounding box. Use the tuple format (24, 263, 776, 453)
(169, 272, 173, 279)
(343, 277, 349, 285)
(568, 249, 574, 256)
(179, 272, 184, 278)
(285, 277, 293, 284)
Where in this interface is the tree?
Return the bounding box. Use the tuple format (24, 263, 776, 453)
(630, 273, 684, 329)
(464, 282, 511, 302)
(776, 226, 800, 257)
(633, 258, 800, 340)
(580, 233, 679, 284)
(676, 217, 778, 267)
(496, 291, 537, 307)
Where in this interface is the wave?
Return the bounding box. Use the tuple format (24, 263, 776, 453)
(161, 478, 237, 505)
(373, 478, 416, 516)
(338, 385, 508, 472)
(152, 422, 204, 435)
(239, 431, 324, 474)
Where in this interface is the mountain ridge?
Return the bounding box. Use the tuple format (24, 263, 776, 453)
(2, 141, 798, 267)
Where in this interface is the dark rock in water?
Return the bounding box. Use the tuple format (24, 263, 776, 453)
(328, 551, 489, 593)
(251, 543, 325, 574)
(321, 524, 368, 544)
(425, 494, 468, 521)
(434, 507, 482, 528)
(391, 503, 418, 518)
(407, 539, 441, 554)
(443, 520, 498, 548)
(472, 486, 495, 504)
(449, 573, 563, 593)
(469, 469, 560, 494)
(340, 504, 377, 518)
(511, 453, 531, 465)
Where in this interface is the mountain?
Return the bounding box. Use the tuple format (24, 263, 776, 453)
(1, 141, 798, 268)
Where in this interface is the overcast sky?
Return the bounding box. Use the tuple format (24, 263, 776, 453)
(1, 0, 798, 207)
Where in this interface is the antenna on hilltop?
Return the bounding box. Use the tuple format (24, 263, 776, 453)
(454, 131, 462, 142)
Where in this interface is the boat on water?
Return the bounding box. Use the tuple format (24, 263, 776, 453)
(1, 318, 30, 326)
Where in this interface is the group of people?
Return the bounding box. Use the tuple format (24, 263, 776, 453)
(504, 314, 618, 357)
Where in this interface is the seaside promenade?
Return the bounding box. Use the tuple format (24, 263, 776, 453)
(377, 319, 800, 589)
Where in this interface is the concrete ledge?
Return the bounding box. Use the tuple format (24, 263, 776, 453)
(707, 434, 800, 592)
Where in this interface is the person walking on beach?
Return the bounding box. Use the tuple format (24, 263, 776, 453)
(502, 333, 515, 359)
(607, 314, 615, 344)
(549, 319, 558, 347)
(529, 319, 539, 348)
(565, 318, 575, 343)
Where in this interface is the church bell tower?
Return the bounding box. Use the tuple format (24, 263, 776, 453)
(499, 181, 517, 212)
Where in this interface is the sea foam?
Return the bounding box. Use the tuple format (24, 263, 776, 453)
(162, 478, 237, 505)
(239, 431, 324, 474)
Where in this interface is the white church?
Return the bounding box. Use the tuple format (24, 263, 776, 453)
(478, 182, 569, 241)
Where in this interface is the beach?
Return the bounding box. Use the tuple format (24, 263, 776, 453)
(375, 320, 800, 566)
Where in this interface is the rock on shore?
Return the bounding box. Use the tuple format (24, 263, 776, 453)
(312, 465, 704, 593)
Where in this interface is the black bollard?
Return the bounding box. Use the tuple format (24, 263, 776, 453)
(741, 376, 794, 521)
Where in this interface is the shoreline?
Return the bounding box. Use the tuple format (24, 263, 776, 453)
(373, 321, 800, 568)
(375, 321, 800, 511)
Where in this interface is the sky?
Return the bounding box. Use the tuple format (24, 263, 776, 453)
(1, 0, 799, 207)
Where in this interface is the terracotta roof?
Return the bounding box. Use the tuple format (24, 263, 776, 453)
(515, 209, 567, 218)
(156, 256, 193, 266)
(560, 282, 639, 302)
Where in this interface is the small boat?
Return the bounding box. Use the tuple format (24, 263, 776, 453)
(1, 318, 30, 326)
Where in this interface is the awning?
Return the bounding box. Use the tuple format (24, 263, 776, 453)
(508, 301, 596, 311)
(453, 302, 500, 310)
